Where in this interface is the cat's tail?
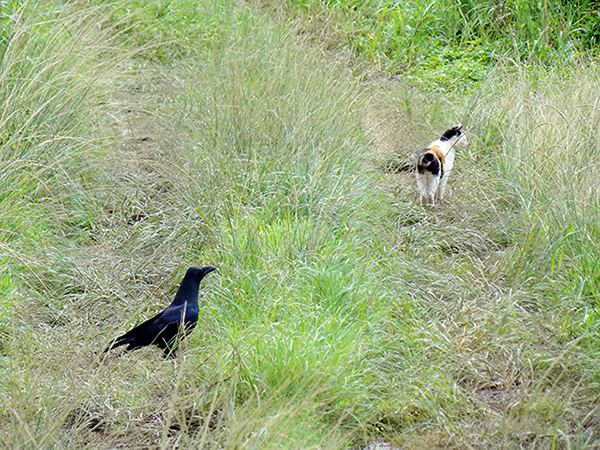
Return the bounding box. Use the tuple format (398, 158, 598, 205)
(416, 145, 445, 178)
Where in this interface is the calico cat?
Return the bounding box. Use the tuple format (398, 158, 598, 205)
(415, 124, 468, 205)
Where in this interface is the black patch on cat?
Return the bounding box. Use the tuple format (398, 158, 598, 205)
(416, 149, 441, 176)
(440, 125, 462, 142)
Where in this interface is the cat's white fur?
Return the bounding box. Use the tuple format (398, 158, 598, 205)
(415, 124, 468, 205)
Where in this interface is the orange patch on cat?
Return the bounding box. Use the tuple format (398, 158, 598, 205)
(426, 144, 446, 163)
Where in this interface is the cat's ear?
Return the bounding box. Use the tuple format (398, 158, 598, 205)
(440, 125, 463, 141)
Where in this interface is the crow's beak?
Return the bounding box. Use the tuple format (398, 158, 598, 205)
(203, 265, 218, 275)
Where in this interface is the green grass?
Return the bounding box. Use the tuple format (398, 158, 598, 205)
(2, 0, 600, 449)
(266, 0, 600, 92)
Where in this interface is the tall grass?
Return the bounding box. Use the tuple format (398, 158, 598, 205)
(469, 63, 600, 338)
(0, 2, 125, 262)
(0, 0, 112, 336)
(0, 3, 133, 448)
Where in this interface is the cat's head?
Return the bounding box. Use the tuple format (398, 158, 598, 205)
(440, 124, 468, 150)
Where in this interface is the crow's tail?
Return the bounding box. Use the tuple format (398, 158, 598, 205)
(104, 337, 129, 353)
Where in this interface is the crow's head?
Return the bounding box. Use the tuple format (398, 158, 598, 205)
(186, 265, 218, 280)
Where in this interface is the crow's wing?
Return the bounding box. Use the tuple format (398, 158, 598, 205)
(116, 310, 164, 340)
(156, 303, 190, 324)
(105, 309, 170, 352)
(105, 304, 194, 353)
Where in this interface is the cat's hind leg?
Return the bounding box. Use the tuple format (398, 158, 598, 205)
(417, 175, 438, 206)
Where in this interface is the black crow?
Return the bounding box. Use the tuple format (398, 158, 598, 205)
(104, 265, 217, 357)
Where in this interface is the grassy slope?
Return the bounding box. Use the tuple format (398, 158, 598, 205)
(1, 1, 600, 449)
